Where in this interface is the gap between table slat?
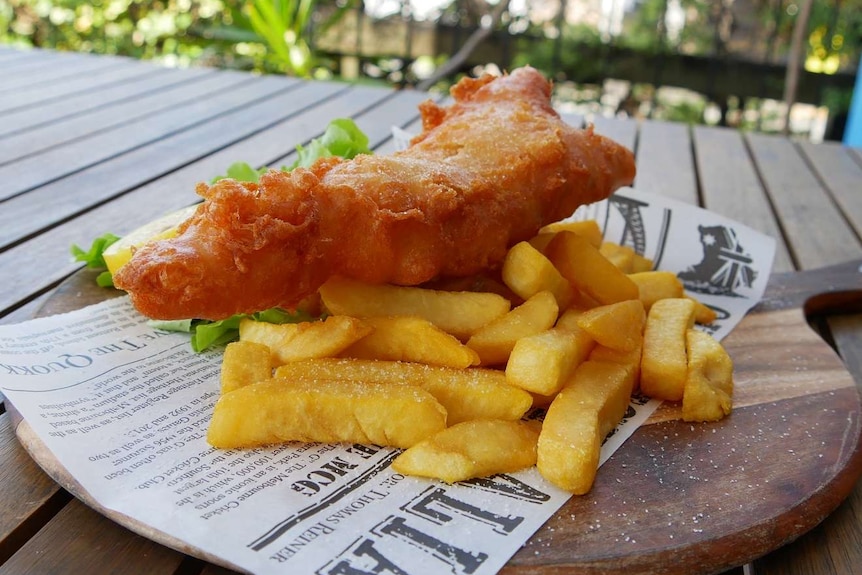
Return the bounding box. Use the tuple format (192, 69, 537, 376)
(0, 71, 293, 201)
(745, 132, 862, 270)
(0, 68, 250, 166)
(0, 412, 71, 567)
(692, 125, 795, 273)
(0, 55, 136, 110)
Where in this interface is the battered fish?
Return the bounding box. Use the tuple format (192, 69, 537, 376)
(114, 67, 636, 320)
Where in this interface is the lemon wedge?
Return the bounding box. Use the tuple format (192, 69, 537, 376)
(104, 204, 199, 276)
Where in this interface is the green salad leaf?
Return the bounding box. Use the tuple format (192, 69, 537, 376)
(212, 118, 371, 182)
(291, 118, 371, 169)
(191, 315, 245, 353)
(71, 233, 120, 288)
(148, 308, 316, 353)
(212, 161, 268, 183)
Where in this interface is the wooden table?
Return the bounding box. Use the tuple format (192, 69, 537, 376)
(1, 47, 861, 575)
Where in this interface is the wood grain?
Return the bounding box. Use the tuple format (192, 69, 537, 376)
(692, 126, 794, 274)
(592, 116, 638, 151)
(0, 413, 68, 565)
(798, 141, 862, 240)
(0, 76, 318, 249)
(752, 311, 862, 575)
(0, 66, 216, 162)
(0, 55, 132, 112)
(745, 133, 862, 269)
(634, 120, 698, 205)
(0, 71, 289, 200)
(0, 499, 188, 575)
(0, 66, 190, 139)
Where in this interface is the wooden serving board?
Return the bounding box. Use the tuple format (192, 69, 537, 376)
(13, 260, 862, 575)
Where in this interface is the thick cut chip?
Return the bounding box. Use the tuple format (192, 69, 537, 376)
(238, 318, 285, 351)
(689, 296, 718, 325)
(539, 219, 603, 248)
(630, 253, 653, 273)
(392, 420, 540, 484)
(599, 242, 652, 273)
(545, 231, 639, 305)
(575, 299, 645, 352)
(274, 357, 424, 386)
(425, 274, 520, 304)
(599, 242, 636, 273)
(221, 341, 273, 394)
(239, 316, 372, 365)
(629, 271, 685, 311)
(275, 358, 532, 424)
(466, 291, 559, 366)
(506, 327, 594, 396)
(682, 329, 734, 421)
(537, 360, 635, 494)
(319, 277, 510, 339)
(528, 232, 556, 253)
(640, 298, 696, 401)
(207, 377, 447, 449)
(501, 241, 573, 308)
(416, 366, 532, 424)
(342, 316, 480, 368)
(589, 343, 642, 394)
(555, 308, 583, 331)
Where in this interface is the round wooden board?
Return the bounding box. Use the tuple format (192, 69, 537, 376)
(13, 263, 862, 575)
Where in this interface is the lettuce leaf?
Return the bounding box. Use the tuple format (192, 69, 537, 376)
(148, 308, 316, 353)
(71, 233, 120, 287)
(212, 161, 268, 183)
(212, 118, 371, 183)
(71, 233, 120, 268)
(291, 118, 371, 169)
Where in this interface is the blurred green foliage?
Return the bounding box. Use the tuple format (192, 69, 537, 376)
(510, 23, 605, 82)
(0, 0, 352, 76)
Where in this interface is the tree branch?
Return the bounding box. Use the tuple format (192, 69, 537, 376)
(782, 0, 813, 135)
(416, 0, 511, 91)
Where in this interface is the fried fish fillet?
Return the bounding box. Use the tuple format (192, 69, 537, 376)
(114, 66, 636, 320)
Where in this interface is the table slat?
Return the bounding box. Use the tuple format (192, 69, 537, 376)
(0, 79, 337, 250)
(0, 413, 69, 565)
(0, 50, 74, 79)
(0, 68, 231, 164)
(0, 293, 51, 326)
(0, 49, 42, 64)
(370, 94, 454, 155)
(634, 120, 699, 205)
(0, 67, 190, 139)
(0, 55, 130, 108)
(0, 499, 187, 575)
(591, 115, 638, 151)
(746, 133, 862, 270)
(559, 111, 586, 128)
(797, 141, 862, 242)
(373, 115, 424, 155)
(0, 71, 290, 200)
(693, 125, 795, 273)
